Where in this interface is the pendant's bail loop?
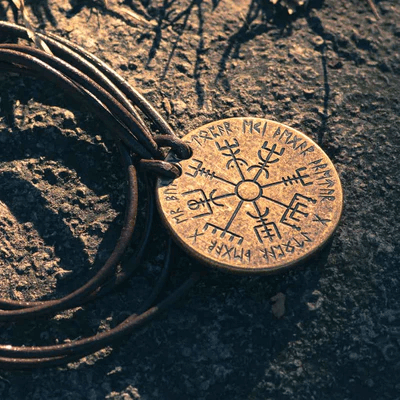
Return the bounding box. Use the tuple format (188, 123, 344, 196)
(153, 135, 192, 160)
(139, 135, 192, 178)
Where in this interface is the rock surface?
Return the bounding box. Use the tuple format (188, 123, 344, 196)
(0, 0, 399, 399)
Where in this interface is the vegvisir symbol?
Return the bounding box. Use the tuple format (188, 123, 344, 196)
(184, 137, 317, 244)
(157, 118, 343, 272)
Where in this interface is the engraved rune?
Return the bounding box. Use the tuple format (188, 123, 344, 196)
(313, 214, 331, 226)
(188, 228, 205, 244)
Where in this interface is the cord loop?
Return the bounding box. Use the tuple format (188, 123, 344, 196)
(153, 135, 192, 160)
(0, 21, 200, 368)
(139, 135, 191, 179)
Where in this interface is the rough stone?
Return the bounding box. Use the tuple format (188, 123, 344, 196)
(0, 0, 399, 399)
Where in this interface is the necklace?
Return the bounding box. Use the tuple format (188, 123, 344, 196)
(0, 21, 342, 368)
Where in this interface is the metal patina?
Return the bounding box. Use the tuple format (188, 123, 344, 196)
(156, 117, 343, 274)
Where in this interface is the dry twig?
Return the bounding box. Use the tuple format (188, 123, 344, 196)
(366, 0, 380, 19)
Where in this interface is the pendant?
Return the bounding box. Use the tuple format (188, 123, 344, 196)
(156, 118, 343, 274)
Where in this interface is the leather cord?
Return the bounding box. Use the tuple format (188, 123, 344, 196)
(0, 22, 198, 368)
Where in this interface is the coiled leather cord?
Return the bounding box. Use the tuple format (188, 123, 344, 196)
(0, 21, 199, 368)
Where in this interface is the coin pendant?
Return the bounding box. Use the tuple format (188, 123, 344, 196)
(156, 118, 343, 274)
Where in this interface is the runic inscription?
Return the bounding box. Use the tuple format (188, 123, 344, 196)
(157, 118, 343, 274)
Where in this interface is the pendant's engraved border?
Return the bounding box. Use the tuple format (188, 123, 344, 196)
(156, 118, 343, 274)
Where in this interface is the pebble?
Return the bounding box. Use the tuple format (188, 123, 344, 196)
(303, 88, 315, 98)
(162, 97, 172, 115)
(271, 292, 286, 318)
(173, 99, 187, 116)
(311, 35, 325, 48)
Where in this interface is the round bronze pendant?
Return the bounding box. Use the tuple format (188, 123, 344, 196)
(156, 118, 343, 274)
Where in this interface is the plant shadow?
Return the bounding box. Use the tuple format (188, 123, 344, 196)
(0, 0, 57, 27)
(133, 0, 324, 106)
(24, 0, 58, 27)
